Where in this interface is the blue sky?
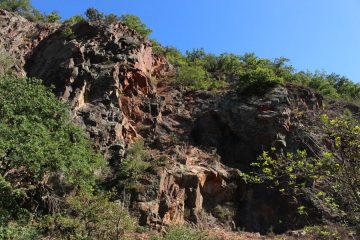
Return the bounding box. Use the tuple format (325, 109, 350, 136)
(32, 0, 360, 82)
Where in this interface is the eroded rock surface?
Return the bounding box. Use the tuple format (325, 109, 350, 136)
(0, 9, 56, 76)
(25, 20, 169, 162)
(2, 9, 358, 236)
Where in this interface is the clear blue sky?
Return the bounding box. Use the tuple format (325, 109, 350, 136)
(32, 0, 360, 82)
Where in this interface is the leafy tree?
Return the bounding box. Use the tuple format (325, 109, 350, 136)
(0, 75, 103, 223)
(85, 7, 104, 21)
(120, 14, 153, 38)
(105, 13, 120, 24)
(46, 11, 61, 23)
(247, 114, 360, 223)
(0, 0, 48, 22)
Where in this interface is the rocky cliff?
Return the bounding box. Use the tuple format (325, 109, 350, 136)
(1, 9, 359, 238)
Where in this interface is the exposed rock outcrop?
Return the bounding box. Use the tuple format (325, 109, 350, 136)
(2, 9, 358, 236)
(0, 9, 56, 76)
(25, 20, 169, 162)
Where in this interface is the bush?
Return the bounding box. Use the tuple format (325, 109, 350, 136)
(0, 0, 48, 22)
(0, 46, 14, 75)
(46, 11, 61, 23)
(120, 14, 153, 38)
(42, 191, 136, 240)
(105, 13, 120, 24)
(63, 15, 86, 25)
(85, 7, 104, 22)
(0, 75, 103, 222)
(236, 67, 284, 95)
(0, 222, 40, 240)
(247, 114, 360, 223)
(175, 64, 208, 89)
(212, 205, 235, 223)
(153, 225, 210, 240)
(118, 140, 151, 189)
(0, 0, 31, 12)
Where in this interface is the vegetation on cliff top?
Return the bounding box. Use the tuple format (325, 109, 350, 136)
(158, 47, 360, 101)
(1, 2, 360, 239)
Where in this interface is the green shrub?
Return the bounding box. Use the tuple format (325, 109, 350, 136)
(0, 222, 40, 240)
(105, 13, 120, 24)
(0, 0, 31, 12)
(236, 67, 284, 95)
(46, 11, 61, 23)
(175, 64, 208, 89)
(0, 46, 14, 75)
(120, 14, 153, 38)
(62, 26, 74, 37)
(212, 205, 235, 223)
(85, 7, 104, 22)
(247, 114, 360, 223)
(153, 225, 210, 240)
(0, 0, 48, 22)
(118, 140, 151, 189)
(63, 15, 86, 25)
(42, 191, 136, 240)
(0, 75, 103, 222)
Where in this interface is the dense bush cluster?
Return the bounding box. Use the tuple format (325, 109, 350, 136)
(0, 75, 104, 219)
(157, 47, 360, 100)
(0, 73, 139, 239)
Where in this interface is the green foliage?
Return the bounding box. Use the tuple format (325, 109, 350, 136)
(0, 0, 44, 22)
(0, 0, 62, 23)
(105, 13, 120, 24)
(85, 7, 104, 21)
(118, 140, 151, 188)
(46, 11, 61, 23)
(153, 225, 210, 240)
(236, 66, 284, 95)
(160, 46, 359, 101)
(0, 46, 14, 75)
(247, 114, 360, 222)
(212, 205, 235, 223)
(120, 14, 153, 38)
(62, 26, 74, 37)
(0, 0, 31, 12)
(63, 15, 86, 25)
(303, 225, 350, 240)
(175, 64, 217, 90)
(0, 75, 103, 223)
(42, 190, 136, 240)
(165, 48, 225, 90)
(0, 222, 40, 240)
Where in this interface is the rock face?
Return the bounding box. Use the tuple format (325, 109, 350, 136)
(134, 84, 325, 234)
(0, 9, 56, 76)
(2, 9, 358, 235)
(25, 20, 169, 162)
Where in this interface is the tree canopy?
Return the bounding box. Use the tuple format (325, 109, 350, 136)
(0, 75, 103, 223)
